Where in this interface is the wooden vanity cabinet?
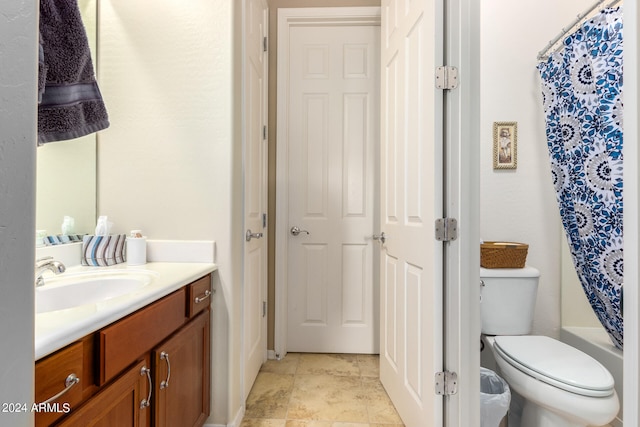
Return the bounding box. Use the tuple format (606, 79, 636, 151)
(35, 274, 212, 427)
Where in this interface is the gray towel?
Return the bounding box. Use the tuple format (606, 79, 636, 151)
(38, 0, 109, 145)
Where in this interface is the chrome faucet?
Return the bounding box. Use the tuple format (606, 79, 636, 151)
(35, 257, 66, 287)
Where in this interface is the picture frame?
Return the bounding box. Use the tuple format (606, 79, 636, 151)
(493, 121, 518, 169)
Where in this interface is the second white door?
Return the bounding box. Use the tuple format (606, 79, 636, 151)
(379, 0, 444, 425)
(243, 0, 268, 400)
(286, 23, 380, 354)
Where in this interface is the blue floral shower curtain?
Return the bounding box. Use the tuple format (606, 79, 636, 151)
(537, 7, 624, 349)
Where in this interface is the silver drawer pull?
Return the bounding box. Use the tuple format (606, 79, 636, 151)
(40, 373, 79, 405)
(140, 366, 152, 408)
(194, 289, 212, 304)
(160, 352, 171, 389)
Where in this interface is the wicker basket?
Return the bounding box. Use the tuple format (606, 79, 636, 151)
(480, 241, 528, 268)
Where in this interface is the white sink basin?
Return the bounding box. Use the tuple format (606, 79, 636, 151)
(36, 270, 157, 314)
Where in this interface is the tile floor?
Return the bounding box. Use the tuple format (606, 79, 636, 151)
(241, 353, 405, 427)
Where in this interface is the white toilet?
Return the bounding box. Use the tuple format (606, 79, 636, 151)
(480, 266, 619, 427)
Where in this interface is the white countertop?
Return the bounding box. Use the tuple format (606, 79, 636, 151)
(35, 262, 217, 360)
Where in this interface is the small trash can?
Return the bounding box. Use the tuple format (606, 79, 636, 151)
(480, 367, 510, 427)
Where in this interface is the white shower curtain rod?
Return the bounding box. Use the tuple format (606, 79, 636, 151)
(537, 0, 623, 61)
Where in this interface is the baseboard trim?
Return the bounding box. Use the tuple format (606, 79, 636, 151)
(202, 405, 244, 427)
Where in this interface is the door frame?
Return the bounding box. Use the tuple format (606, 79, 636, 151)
(443, 0, 481, 425)
(273, 4, 481, 426)
(274, 6, 382, 358)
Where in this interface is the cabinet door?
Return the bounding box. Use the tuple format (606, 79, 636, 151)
(153, 310, 210, 427)
(56, 359, 151, 427)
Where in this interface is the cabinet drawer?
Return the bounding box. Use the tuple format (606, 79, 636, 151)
(35, 341, 84, 427)
(187, 275, 212, 317)
(99, 288, 186, 385)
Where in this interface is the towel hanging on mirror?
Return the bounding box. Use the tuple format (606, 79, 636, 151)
(38, 0, 109, 145)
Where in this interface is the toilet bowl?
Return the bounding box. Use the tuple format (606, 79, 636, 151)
(480, 267, 619, 427)
(483, 335, 618, 427)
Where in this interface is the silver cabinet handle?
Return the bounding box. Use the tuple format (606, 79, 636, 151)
(140, 366, 152, 408)
(290, 226, 310, 236)
(160, 352, 171, 389)
(40, 373, 79, 405)
(372, 232, 386, 244)
(246, 229, 264, 242)
(195, 289, 212, 304)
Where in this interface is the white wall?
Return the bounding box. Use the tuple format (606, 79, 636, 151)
(97, 1, 244, 424)
(0, 1, 37, 426)
(480, 0, 594, 337)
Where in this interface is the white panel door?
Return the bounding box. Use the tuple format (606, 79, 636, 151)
(243, 0, 268, 401)
(287, 24, 380, 354)
(379, 0, 444, 426)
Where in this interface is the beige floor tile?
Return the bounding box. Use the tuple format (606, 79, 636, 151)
(245, 372, 295, 419)
(284, 421, 333, 427)
(241, 419, 287, 427)
(356, 354, 379, 377)
(367, 403, 403, 425)
(297, 354, 360, 377)
(360, 377, 390, 402)
(288, 374, 368, 422)
(361, 377, 403, 424)
(243, 354, 404, 427)
(286, 420, 370, 427)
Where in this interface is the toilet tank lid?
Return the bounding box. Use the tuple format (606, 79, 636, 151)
(480, 266, 540, 278)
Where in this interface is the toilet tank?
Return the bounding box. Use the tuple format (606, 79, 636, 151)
(480, 266, 540, 335)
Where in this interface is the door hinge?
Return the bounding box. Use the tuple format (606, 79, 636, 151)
(263, 37, 268, 52)
(262, 301, 267, 317)
(435, 218, 458, 241)
(435, 66, 459, 90)
(263, 125, 267, 140)
(435, 371, 458, 396)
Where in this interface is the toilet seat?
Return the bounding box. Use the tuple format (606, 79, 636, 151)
(493, 335, 614, 397)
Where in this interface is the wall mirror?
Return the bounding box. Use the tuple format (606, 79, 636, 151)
(36, 0, 97, 238)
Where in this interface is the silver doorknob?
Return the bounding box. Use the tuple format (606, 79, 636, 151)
(372, 232, 386, 244)
(246, 229, 264, 242)
(290, 226, 310, 236)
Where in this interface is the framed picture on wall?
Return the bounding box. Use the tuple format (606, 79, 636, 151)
(493, 121, 518, 169)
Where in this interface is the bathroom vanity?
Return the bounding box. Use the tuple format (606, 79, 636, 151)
(34, 264, 215, 427)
